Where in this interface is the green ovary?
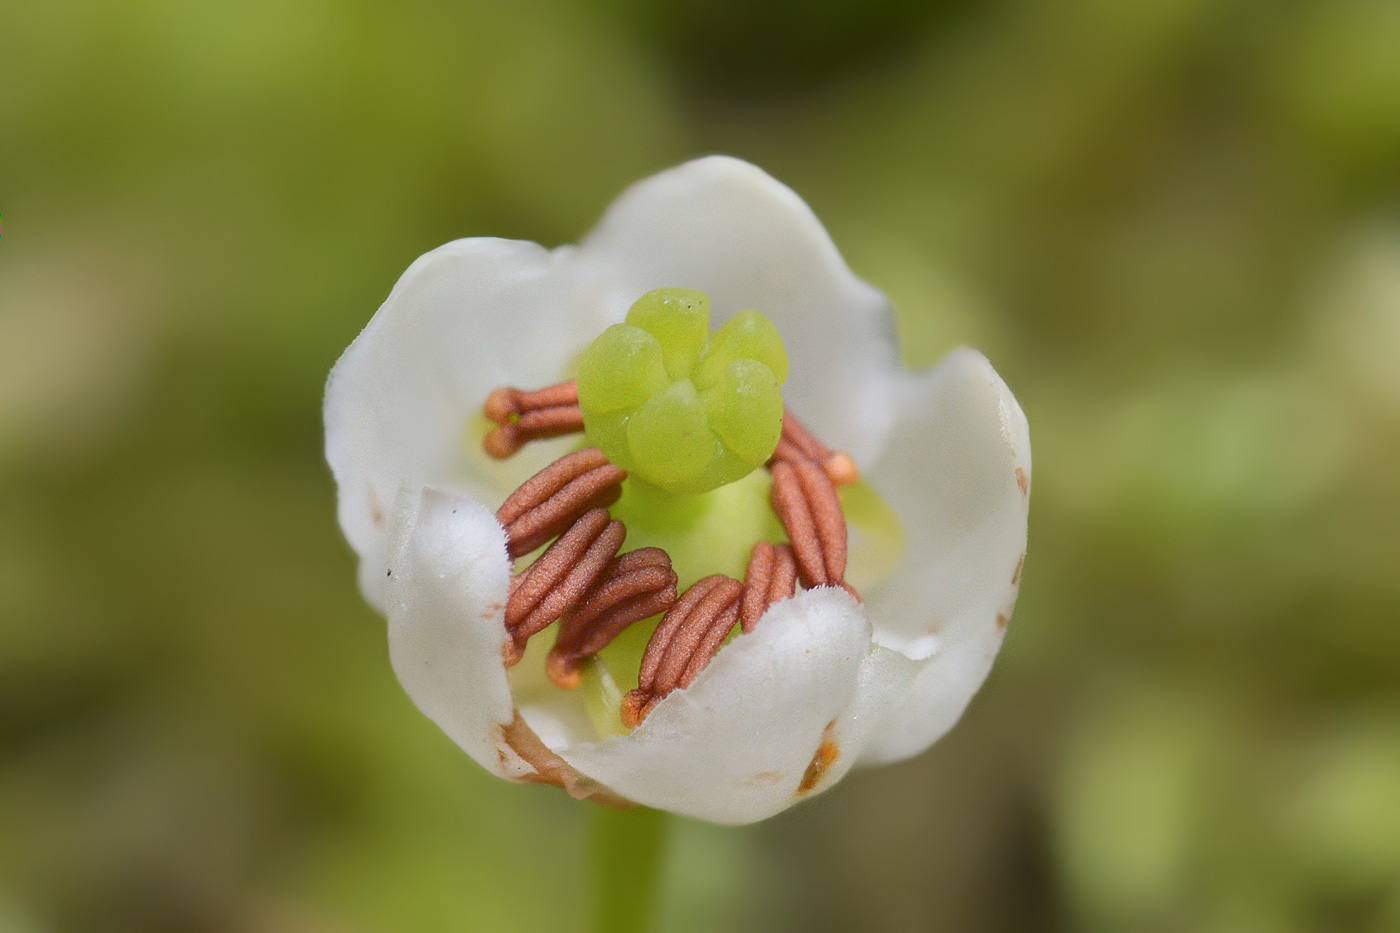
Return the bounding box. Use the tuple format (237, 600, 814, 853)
(576, 288, 788, 496)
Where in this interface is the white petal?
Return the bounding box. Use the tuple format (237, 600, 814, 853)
(325, 238, 614, 609)
(581, 156, 901, 466)
(723, 616, 921, 800)
(797, 644, 923, 796)
(386, 487, 630, 802)
(384, 487, 521, 778)
(858, 349, 1031, 764)
(555, 588, 870, 825)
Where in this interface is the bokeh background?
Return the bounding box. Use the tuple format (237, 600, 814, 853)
(3, 0, 1400, 930)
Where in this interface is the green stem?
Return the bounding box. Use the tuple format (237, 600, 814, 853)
(591, 805, 670, 933)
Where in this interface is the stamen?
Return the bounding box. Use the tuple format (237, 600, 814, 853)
(483, 381, 583, 459)
(485, 382, 580, 422)
(484, 407, 586, 459)
(496, 448, 626, 558)
(504, 508, 625, 664)
(546, 548, 678, 690)
(484, 328, 869, 734)
(770, 410, 860, 486)
(739, 541, 798, 633)
(769, 459, 849, 591)
(621, 575, 743, 728)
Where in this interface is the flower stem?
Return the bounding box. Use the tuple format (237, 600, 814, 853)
(591, 805, 669, 933)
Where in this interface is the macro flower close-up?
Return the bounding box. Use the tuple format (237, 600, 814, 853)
(10, 3, 1400, 929)
(324, 156, 1031, 825)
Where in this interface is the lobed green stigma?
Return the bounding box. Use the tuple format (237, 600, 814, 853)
(576, 288, 789, 496)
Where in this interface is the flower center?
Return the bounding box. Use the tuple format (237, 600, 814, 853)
(576, 288, 789, 495)
(479, 288, 894, 736)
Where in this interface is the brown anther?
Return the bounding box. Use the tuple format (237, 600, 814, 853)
(504, 509, 625, 664)
(622, 575, 743, 728)
(739, 541, 798, 633)
(484, 407, 586, 459)
(484, 381, 580, 424)
(496, 448, 626, 558)
(547, 548, 678, 689)
(770, 410, 860, 486)
(485, 388, 867, 732)
(482, 381, 583, 459)
(618, 691, 658, 731)
(770, 459, 849, 591)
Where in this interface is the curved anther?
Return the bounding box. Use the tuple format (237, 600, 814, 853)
(621, 575, 743, 728)
(769, 409, 860, 486)
(504, 509, 625, 665)
(483, 381, 583, 459)
(739, 541, 798, 633)
(769, 459, 849, 591)
(485, 381, 580, 423)
(496, 448, 626, 559)
(483, 390, 863, 731)
(485, 407, 585, 459)
(546, 548, 678, 689)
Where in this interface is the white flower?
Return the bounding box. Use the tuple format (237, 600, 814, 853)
(324, 157, 1030, 825)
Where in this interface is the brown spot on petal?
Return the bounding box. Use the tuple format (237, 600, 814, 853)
(1011, 553, 1025, 586)
(746, 771, 784, 787)
(497, 712, 631, 807)
(996, 612, 1011, 630)
(797, 720, 840, 796)
(1015, 466, 1030, 498)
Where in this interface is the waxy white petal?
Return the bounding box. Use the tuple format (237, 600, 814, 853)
(387, 487, 628, 803)
(556, 588, 870, 825)
(817, 645, 923, 791)
(583, 156, 901, 467)
(326, 157, 1033, 821)
(325, 238, 612, 609)
(858, 349, 1030, 764)
(384, 487, 521, 778)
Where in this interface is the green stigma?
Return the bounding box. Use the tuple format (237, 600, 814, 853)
(576, 288, 789, 495)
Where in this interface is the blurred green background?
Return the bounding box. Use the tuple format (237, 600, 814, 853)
(3, 0, 1399, 930)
